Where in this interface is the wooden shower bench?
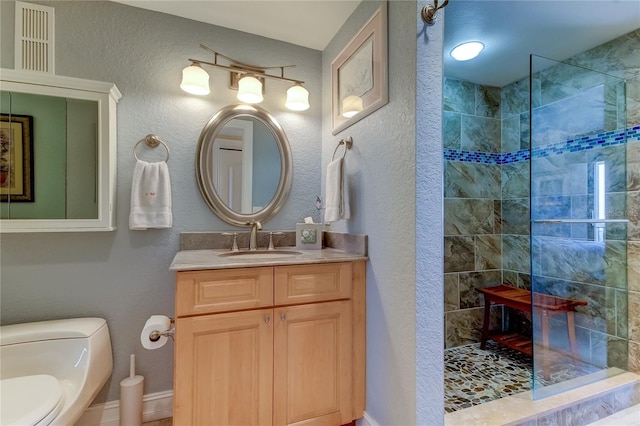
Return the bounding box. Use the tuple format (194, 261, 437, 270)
(476, 284, 587, 359)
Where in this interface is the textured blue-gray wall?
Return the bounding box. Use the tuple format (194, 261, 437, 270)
(321, 1, 438, 424)
(0, 0, 322, 403)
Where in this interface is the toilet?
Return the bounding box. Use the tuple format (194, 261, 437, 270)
(0, 317, 113, 425)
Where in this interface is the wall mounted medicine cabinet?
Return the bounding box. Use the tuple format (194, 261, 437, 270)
(0, 68, 121, 232)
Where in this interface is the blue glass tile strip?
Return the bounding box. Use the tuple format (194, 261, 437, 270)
(443, 149, 502, 164)
(444, 126, 638, 164)
(501, 149, 530, 164)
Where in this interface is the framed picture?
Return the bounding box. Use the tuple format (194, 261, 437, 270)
(1, 114, 34, 202)
(331, 2, 388, 135)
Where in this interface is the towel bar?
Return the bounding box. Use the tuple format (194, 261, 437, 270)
(332, 136, 353, 161)
(133, 134, 170, 162)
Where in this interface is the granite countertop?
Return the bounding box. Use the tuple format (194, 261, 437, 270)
(170, 247, 367, 271)
(171, 231, 368, 271)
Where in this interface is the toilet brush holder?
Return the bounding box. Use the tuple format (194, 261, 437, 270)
(119, 354, 144, 426)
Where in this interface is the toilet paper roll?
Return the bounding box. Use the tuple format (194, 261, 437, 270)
(140, 315, 171, 350)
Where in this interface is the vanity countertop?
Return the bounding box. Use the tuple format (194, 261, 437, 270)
(170, 248, 368, 271)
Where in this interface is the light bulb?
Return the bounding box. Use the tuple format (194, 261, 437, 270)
(341, 95, 363, 118)
(180, 64, 210, 95)
(285, 84, 310, 111)
(237, 76, 263, 104)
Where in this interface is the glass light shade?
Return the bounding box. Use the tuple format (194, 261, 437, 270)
(341, 95, 363, 118)
(237, 76, 263, 104)
(180, 64, 210, 95)
(285, 85, 310, 111)
(450, 41, 484, 61)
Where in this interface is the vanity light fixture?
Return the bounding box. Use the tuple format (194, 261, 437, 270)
(285, 84, 310, 111)
(180, 63, 210, 95)
(450, 41, 484, 61)
(181, 44, 310, 111)
(236, 75, 264, 104)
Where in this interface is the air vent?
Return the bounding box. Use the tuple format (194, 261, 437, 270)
(14, 1, 54, 73)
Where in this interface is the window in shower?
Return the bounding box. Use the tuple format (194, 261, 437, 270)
(594, 161, 606, 243)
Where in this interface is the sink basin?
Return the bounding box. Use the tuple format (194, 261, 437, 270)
(218, 250, 303, 259)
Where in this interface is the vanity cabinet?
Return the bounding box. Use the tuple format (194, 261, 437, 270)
(173, 261, 366, 426)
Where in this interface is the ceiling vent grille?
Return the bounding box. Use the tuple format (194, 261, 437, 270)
(14, 1, 55, 73)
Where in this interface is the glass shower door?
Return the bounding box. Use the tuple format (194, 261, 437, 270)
(529, 55, 628, 399)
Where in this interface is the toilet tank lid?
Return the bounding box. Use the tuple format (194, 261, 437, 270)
(0, 318, 107, 346)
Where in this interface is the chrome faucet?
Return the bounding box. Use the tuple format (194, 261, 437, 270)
(248, 221, 262, 250)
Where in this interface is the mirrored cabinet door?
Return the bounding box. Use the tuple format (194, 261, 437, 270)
(0, 69, 121, 232)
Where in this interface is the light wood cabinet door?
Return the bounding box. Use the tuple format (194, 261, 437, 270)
(273, 300, 353, 426)
(174, 309, 274, 426)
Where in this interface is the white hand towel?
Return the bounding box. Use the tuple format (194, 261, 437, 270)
(324, 157, 350, 222)
(129, 160, 172, 230)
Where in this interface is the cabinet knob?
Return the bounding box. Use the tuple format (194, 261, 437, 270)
(280, 313, 286, 321)
(264, 315, 270, 324)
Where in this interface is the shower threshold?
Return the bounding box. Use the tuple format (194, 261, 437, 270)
(444, 369, 638, 425)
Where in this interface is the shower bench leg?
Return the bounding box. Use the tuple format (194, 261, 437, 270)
(477, 284, 587, 376)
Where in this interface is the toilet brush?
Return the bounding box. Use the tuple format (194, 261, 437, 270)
(119, 354, 144, 426)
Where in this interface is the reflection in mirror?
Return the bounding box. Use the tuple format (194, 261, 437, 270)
(0, 91, 99, 220)
(211, 117, 281, 214)
(197, 104, 292, 227)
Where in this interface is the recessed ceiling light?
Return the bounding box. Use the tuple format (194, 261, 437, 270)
(451, 42, 484, 61)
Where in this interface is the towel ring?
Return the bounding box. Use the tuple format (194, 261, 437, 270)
(133, 134, 170, 162)
(331, 136, 353, 161)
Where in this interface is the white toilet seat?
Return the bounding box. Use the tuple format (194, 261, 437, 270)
(0, 374, 65, 426)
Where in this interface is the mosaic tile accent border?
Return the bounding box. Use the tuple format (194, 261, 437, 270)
(444, 126, 640, 165)
(443, 148, 529, 164)
(533, 127, 637, 158)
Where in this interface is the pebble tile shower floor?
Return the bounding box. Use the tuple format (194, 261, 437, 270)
(444, 341, 600, 413)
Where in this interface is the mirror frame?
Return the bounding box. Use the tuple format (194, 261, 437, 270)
(0, 69, 121, 232)
(196, 104, 293, 227)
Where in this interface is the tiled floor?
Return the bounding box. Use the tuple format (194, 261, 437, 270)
(143, 342, 605, 420)
(444, 341, 600, 413)
(589, 404, 640, 425)
(445, 342, 534, 413)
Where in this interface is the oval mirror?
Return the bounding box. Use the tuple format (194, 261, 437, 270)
(196, 104, 293, 227)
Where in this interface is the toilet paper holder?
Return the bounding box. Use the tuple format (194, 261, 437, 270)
(148, 318, 175, 342)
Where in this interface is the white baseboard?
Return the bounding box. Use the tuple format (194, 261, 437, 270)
(75, 390, 172, 426)
(358, 411, 380, 426)
(77, 393, 373, 426)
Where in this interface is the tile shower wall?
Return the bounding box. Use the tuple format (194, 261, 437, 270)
(444, 78, 504, 348)
(499, 76, 533, 339)
(443, 28, 640, 366)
